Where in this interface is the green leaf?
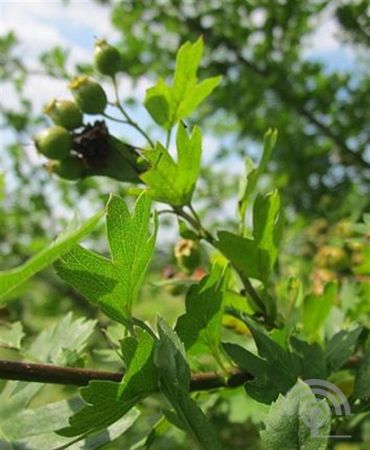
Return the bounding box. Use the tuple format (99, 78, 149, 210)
(353, 346, 370, 400)
(60, 329, 157, 438)
(224, 314, 300, 403)
(289, 337, 327, 380)
(106, 193, 157, 313)
(176, 76, 221, 119)
(0, 210, 103, 304)
(144, 38, 221, 128)
(0, 315, 97, 445)
(260, 379, 331, 450)
(223, 342, 268, 377)
(0, 321, 24, 350)
(141, 123, 202, 206)
(55, 193, 157, 321)
(217, 189, 283, 284)
(145, 416, 171, 449)
(28, 312, 96, 366)
(239, 129, 278, 223)
(58, 381, 135, 437)
(154, 318, 221, 450)
(224, 314, 328, 403)
(325, 326, 362, 373)
(144, 79, 170, 126)
(302, 282, 337, 341)
(55, 245, 120, 321)
(216, 231, 268, 283)
(1, 396, 139, 450)
(119, 329, 158, 397)
(178, 219, 199, 240)
(175, 264, 225, 356)
(253, 190, 284, 273)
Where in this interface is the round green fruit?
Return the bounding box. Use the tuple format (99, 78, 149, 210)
(69, 76, 107, 115)
(94, 39, 122, 77)
(35, 126, 72, 160)
(51, 156, 86, 180)
(44, 99, 83, 130)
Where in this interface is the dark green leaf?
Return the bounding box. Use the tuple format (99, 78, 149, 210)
(325, 326, 362, 372)
(175, 264, 225, 356)
(353, 346, 370, 400)
(154, 318, 221, 450)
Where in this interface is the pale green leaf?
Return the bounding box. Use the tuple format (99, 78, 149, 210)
(0, 210, 103, 304)
(217, 189, 283, 284)
(0, 321, 24, 350)
(260, 380, 331, 450)
(28, 312, 96, 366)
(176, 75, 222, 118)
(144, 78, 170, 126)
(141, 123, 202, 206)
(239, 129, 278, 222)
(144, 38, 221, 127)
(253, 190, 284, 272)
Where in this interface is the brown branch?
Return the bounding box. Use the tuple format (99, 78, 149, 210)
(0, 360, 252, 391)
(0, 356, 361, 391)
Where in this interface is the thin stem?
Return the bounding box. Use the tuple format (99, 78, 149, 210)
(165, 127, 173, 149)
(112, 77, 155, 148)
(103, 112, 129, 124)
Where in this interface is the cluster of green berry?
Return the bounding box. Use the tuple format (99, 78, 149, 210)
(34, 40, 122, 180)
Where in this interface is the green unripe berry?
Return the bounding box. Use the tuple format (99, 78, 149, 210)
(69, 76, 107, 115)
(35, 126, 72, 160)
(44, 99, 83, 130)
(94, 39, 122, 77)
(51, 156, 86, 180)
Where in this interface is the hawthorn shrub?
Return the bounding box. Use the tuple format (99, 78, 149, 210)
(0, 38, 369, 450)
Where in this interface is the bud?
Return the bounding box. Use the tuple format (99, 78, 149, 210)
(174, 239, 201, 274)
